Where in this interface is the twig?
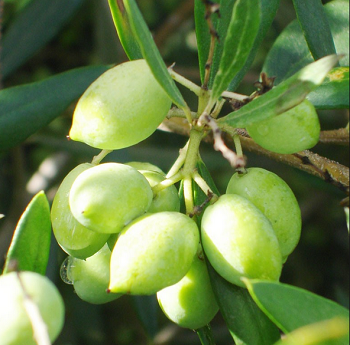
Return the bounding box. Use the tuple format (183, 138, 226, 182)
(200, 114, 246, 169)
(168, 66, 202, 96)
(160, 117, 349, 195)
(319, 129, 349, 146)
(201, 0, 220, 89)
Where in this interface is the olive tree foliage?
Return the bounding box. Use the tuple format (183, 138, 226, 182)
(0, 0, 349, 344)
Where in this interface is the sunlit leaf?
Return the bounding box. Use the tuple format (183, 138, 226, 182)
(219, 55, 339, 129)
(210, 0, 260, 102)
(3, 191, 51, 275)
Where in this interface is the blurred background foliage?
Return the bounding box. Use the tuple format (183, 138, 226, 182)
(0, 0, 348, 344)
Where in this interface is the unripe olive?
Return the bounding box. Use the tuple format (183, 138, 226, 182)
(0, 271, 65, 345)
(141, 170, 180, 213)
(69, 163, 153, 234)
(157, 251, 219, 330)
(126, 161, 165, 175)
(66, 244, 121, 304)
(201, 194, 282, 288)
(69, 59, 172, 150)
(51, 164, 109, 259)
(226, 168, 302, 259)
(246, 100, 321, 154)
(109, 212, 200, 295)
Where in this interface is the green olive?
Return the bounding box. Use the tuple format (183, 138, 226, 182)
(201, 194, 283, 288)
(109, 212, 200, 295)
(69, 59, 172, 150)
(69, 163, 153, 234)
(125, 161, 165, 175)
(51, 164, 109, 259)
(66, 244, 121, 304)
(226, 167, 302, 259)
(247, 100, 321, 154)
(0, 271, 65, 345)
(157, 251, 219, 330)
(140, 170, 180, 213)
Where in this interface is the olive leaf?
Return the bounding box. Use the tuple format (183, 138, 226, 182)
(245, 279, 350, 342)
(1, 0, 85, 79)
(307, 67, 349, 110)
(107, 0, 142, 60)
(210, 0, 261, 103)
(121, 0, 188, 110)
(264, 1, 349, 84)
(3, 191, 51, 276)
(0, 65, 109, 151)
(292, 0, 338, 61)
(218, 55, 339, 129)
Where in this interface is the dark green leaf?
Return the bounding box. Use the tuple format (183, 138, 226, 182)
(263, 1, 349, 84)
(122, 0, 187, 109)
(292, 0, 338, 61)
(228, 0, 280, 91)
(3, 191, 51, 275)
(0, 65, 109, 151)
(130, 295, 158, 339)
(273, 318, 349, 345)
(107, 0, 142, 60)
(307, 67, 349, 109)
(197, 325, 217, 345)
(211, 0, 261, 102)
(208, 265, 281, 345)
(194, 0, 215, 85)
(218, 55, 339, 129)
(1, 0, 85, 79)
(245, 280, 349, 338)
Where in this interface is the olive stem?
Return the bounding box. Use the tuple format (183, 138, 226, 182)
(166, 141, 190, 178)
(192, 171, 218, 200)
(221, 90, 249, 102)
(168, 67, 202, 96)
(151, 171, 184, 194)
(184, 176, 195, 215)
(166, 108, 197, 120)
(183, 129, 204, 176)
(91, 150, 113, 165)
(17, 273, 51, 345)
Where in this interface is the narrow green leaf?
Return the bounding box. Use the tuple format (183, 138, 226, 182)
(218, 55, 339, 129)
(245, 280, 350, 337)
(292, 0, 338, 61)
(211, 0, 260, 102)
(197, 325, 217, 345)
(194, 0, 215, 85)
(122, 0, 187, 109)
(3, 191, 51, 275)
(228, 0, 281, 91)
(0, 65, 109, 151)
(130, 295, 158, 339)
(107, 0, 142, 60)
(307, 67, 349, 109)
(273, 318, 349, 345)
(1, 0, 84, 79)
(193, 161, 280, 345)
(263, 1, 349, 84)
(208, 265, 281, 345)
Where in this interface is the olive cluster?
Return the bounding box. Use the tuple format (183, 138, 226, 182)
(51, 59, 303, 331)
